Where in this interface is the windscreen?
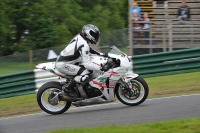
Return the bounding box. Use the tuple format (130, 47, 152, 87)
(109, 46, 127, 57)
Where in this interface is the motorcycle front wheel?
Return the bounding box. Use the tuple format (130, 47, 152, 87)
(37, 81, 71, 115)
(116, 76, 149, 106)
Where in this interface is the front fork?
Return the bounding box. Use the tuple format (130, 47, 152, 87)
(120, 78, 131, 90)
(120, 78, 137, 96)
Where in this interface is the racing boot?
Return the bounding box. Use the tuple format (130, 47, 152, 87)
(62, 80, 77, 98)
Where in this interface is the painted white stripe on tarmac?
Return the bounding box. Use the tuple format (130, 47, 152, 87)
(147, 94, 200, 100)
(1, 94, 200, 121)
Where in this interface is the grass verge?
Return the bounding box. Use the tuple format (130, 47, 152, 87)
(146, 71, 200, 98)
(45, 118, 200, 133)
(0, 62, 31, 75)
(0, 71, 200, 118)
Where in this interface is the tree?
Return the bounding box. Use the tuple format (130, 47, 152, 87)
(0, 1, 13, 55)
(29, 18, 58, 49)
(0, 0, 129, 56)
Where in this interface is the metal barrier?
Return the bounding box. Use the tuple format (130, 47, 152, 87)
(0, 47, 200, 99)
(0, 69, 64, 99)
(132, 47, 200, 77)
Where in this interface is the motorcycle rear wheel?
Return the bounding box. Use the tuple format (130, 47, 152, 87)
(37, 81, 71, 115)
(116, 76, 149, 106)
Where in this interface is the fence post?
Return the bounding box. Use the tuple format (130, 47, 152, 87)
(163, 2, 168, 52)
(149, 23, 153, 53)
(190, 21, 194, 46)
(29, 50, 33, 70)
(128, 0, 134, 56)
(162, 21, 167, 52)
(168, 20, 173, 51)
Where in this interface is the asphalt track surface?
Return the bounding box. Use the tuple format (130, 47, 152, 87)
(0, 94, 200, 133)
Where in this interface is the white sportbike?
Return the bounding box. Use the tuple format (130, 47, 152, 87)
(36, 46, 149, 115)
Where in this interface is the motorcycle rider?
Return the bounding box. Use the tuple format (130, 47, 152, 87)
(55, 24, 108, 94)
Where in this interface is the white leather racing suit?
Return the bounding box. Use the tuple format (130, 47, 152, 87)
(55, 34, 103, 83)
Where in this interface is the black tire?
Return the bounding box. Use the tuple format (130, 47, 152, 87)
(37, 81, 71, 115)
(115, 76, 149, 106)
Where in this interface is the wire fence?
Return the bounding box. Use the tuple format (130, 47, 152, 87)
(0, 29, 129, 75)
(0, 24, 199, 75)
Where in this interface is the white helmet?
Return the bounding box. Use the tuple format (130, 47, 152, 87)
(82, 24, 100, 44)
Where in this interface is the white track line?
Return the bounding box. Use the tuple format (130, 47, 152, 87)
(147, 94, 200, 100)
(1, 94, 200, 120)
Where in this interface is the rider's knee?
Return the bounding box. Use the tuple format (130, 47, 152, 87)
(74, 69, 91, 83)
(74, 74, 90, 83)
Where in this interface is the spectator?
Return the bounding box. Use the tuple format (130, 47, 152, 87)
(177, 0, 191, 21)
(131, 2, 142, 18)
(132, 12, 143, 43)
(142, 12, 151, 44)
(132, 12, 143, 29)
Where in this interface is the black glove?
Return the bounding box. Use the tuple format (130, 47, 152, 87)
(100, 63, 110, 72)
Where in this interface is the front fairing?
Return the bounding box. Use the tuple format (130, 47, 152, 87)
(90, 55, 108, 67)
(108, 53, 132, 70)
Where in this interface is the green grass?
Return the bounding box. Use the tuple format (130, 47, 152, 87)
(146, 71, 200, 98)
(0, 62, 31, 75)
(0, 94, 40, 118)
(46, 118, 200, 133)
(0, 61, 55, 75)
(0, 71, 200, 118)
